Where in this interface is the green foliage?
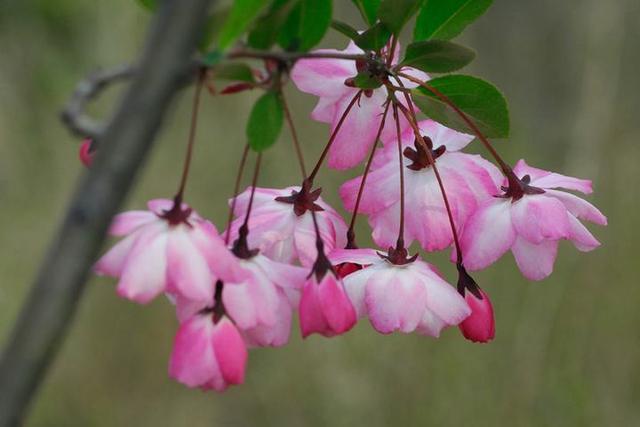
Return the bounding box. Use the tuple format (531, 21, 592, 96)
(350, 0, 381, 26)
(278, 0, 332, 51)
(218, 0, 270, 50)
(353, 22, 391, 51)
(135, 0, 156, 11)
(247, 91, 284, 152)
(353, 73, 383, 89)
(198, 8, 230, 52)
(414, 0, 493, 41)
(331, 20, 360, 40)
(412, 75, 509, 138)
(378, 0, 423, 35)
(248, 0, 297, 50)
(402, 40, 475, 73)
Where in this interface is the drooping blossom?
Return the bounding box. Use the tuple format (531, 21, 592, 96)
(340, 120, 502, 251)
(169, 313, 247, 391)
(290, 40, 428, 169)
(331, 249, 471, 336)
(95, 198, 247, 304)
(299, 245, 357, 338)
(79, 138, 94, 167)
(227, 185, 347, 267)
(456, 266, 495, 343)
(460, 160, 607, 280)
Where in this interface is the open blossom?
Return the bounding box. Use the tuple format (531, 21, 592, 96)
(331, 249, 470, 336)
(169, 313, 247, 391)
(95, 199, 247, 303)
(227, 186, 347, 266)
(460, 160, 607, 280)
(290, 40, 428, 169)
(340, 120, 502, 251)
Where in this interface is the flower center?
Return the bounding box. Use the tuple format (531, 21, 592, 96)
(274, 181, 325, 216)
(403, 136, 446, 171)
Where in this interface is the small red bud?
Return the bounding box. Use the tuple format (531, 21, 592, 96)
(220, 82, 254, 95)
(334, 262, 362, 278)
(459, 288, 495, 343)
(78, 139, 94, 168)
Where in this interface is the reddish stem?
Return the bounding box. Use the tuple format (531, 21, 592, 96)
(224, 144, 250, 246)
(392, 103, 406, 250)
(279, 90, 307, 178)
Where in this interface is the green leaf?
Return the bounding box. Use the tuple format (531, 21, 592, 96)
(350, 0, 381, 25)
(247, 92, 284, 152)
(412, 74, 509, 138)
(331, 20, 359, 40)
(278, 0, 332, 51)
(401, 40, 475, 72)
(202, 50, 223, 66)
(218, 0, 270, 50)
(353, 22, 391, 51)
(212, 63, 256, 82)
(136, 0, 157, 11)
(248, 0, 297, 50)
(414, 0, 493, 41)
(198, 8, 230, 53)
(378, 0, 423, 34)
(353, 73, 383, 89)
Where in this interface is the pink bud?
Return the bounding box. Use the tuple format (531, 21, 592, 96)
(459, 288, 495, 343)
(78, 139, 94, 167)
(299, 273, 356, 338)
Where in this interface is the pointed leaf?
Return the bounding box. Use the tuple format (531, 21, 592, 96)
(218, 0, 270, 50)
(278, 0, 332, 51)
(412, 74, 509, 138)
(248, 0, 297, 49)
(378, 0, 423, 35)
(351, 0, 381, 26)
(401, 40, 475, 72)
(247, 92, 284, 152)
(414, 0, 493, 41)
(354, 22, 391, 51)
(331, 20, 360, 40)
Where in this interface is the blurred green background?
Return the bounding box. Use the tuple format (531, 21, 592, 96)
(1, 0, 639, 426)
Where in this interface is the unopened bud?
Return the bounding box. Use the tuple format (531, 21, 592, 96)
(459, 288, 495, 343)
(79, 139, 94, 168)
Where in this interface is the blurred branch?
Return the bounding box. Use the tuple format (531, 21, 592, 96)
(0, 0, 215, 425)
(60, 64, 135, 139)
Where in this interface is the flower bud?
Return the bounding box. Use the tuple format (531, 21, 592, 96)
(458, 288, 495, 343)
(299, 272, 356, 338)
(78, 138, 94, 167)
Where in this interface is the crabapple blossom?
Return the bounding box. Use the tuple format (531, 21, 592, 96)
(331, 249, 471, 336)
(460, 160, 607, 280)
(340, 120, 502, 251)
(169, 313, 247, 391)
(458, 287, 495, 343)
(227, 184, 347, 266)
(290, 40, 428, 169)
(95, 198, 247, 303)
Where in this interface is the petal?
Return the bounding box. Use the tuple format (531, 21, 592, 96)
(567, 213, 601, 252)
(328, 248, 380, 266)
(299, 280, 329, 337)
(109, 211, 157, 236)
(169, 314, 219, 388)
(167, 227, 214, 302)
(412, 263, 470, 325)
(511, 236, 559, 281)
(510, 195, 571, 244)
(191, 221, 248, 283)
(544, 189, 607, 225)
(290, 50, 357, 98)
(317, 274, 356, 334)
(212, 317, 247, 387)
(365, 267, 427, 334)
(416, 309, 448, 338)
(339, 157, 399, 214)
(223, 267, 279, 330)
(460, 199, 516, 271)
(418, 120, 474, 152)
(117, 225, 168, 304)
(94, 231, 141, 277)
(252, 255, 307, 289)
(513, 159, 592, 193)
(242, 289, 293, 347)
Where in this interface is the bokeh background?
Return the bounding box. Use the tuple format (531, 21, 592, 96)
(1, 0, 639, 425)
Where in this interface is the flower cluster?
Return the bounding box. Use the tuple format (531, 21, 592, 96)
(92, 38, 606, 392)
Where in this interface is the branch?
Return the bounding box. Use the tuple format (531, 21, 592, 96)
(0, 0, 215, 425)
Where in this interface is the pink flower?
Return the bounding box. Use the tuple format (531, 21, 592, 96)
(169, 313, 247, 391)
(460, 160, 607, 280)
(95, 199, 247, 304)
(227, 185, 347, 266)
(340, 120, 502, 251)
(331, 249, 471, 336)
(299, 248, 357, 338)
(290, 40, 428, 169)
(223, 254, 307, 347)
(458, 287, 495, 343)
(79, 139, 94, 167)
